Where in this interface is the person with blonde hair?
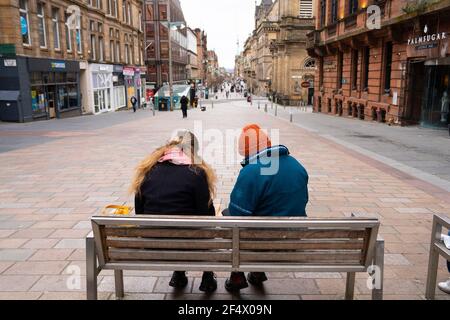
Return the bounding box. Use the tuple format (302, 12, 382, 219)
(130, 130, 218, 292)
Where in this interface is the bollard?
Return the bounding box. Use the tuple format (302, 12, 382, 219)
(264, 103, 268, 113)
(212, 101, 214, 109)
(271, 101, 273, 109)
(275, 104, 278, 116)
(258, 101, 260, 109)
(152, 107, 155, 116)
(290, 112, 293, 123)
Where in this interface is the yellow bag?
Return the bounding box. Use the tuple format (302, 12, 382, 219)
(101, 205, 133, 216)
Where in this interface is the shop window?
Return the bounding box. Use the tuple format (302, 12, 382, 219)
(67, 72, 77, 83)
(67, 84, 78, 108)
(384, 41, 393, 93)
(37, 2, 47, 48)
(30, 72, 43, 85)
(58, 86, 68, 110)
(19, 0, 31, 45)
(55, 72, 65, 83)
(31, 87, 47, 116)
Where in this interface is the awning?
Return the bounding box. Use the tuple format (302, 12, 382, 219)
(0, 90, 20, 101)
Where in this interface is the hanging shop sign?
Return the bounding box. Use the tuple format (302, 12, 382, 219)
(123, 67, 135, 77)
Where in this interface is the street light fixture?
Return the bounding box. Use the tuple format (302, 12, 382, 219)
(162, 20, 186, 111)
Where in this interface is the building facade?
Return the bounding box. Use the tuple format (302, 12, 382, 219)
(143, 0, 188, 88)
(194, 28, 207, 84)
(307, 0, 450, 128)
(185, 27, 199, 82)
(0, 0, 145, 122)
(237, 0, 315, 105)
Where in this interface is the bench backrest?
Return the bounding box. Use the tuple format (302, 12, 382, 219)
(91, 215, 380, 272)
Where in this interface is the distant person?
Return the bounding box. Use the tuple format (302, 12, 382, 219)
(180, 95, 189, 119)
(130, 130, 218, 293)
(226, 91, 229, 99)
(222, 124, 309, 292)
(131, 96, 138, 113)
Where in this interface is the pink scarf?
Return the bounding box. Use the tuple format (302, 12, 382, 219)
(158, 147, 192, 165)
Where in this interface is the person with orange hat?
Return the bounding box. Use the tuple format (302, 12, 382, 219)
(223, 124, 309, 292)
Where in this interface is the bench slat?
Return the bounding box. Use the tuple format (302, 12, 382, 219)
(240, 251, 362, 263)
(105, 227, 232, 239)
(240, 240, 364, 250)
(106, 238, 232, 250)
(109, 248, 232, 262)
(240, 229, 366, 240)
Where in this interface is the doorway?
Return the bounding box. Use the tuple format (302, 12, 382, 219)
(94, 89, 111, 113)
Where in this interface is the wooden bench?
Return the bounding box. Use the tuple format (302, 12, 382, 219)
(86, 215, 384, 300)
(426, 214, 450, 299)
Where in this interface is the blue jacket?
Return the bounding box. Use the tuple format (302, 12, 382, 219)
(229, 145, 309, 217)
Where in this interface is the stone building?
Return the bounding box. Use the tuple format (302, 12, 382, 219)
(307, 0, 450, 128)
(143, 0, 188, 88)
(194, 28, 207, 84)
(238, 0, 316, 105)
(0, 0, 145, 122)
(185, 27, 199, 82)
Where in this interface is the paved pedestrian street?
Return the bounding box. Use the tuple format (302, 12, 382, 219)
(0, 100, 449, 300)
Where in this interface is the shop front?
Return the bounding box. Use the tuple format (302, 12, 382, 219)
(123, 67, 135, 109)
(404, 18, 450, 129)
(0, 56, 81, 122)
(112, 65, 126, 111)
(88, 63, 114, 115)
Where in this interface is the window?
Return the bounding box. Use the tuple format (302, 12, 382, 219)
(351, 49, 358, 90)
(349, 0, 358, 14)
(320, 0, 326, 27)
(331, 0, 338, 23)
(76, 16, 82, 53)
(116, 42, 121, 62)
(124, 44, 129, 64)
(299, 0, 313, 18)
(19, 0, 31, 45)
(139, 11, 142, 31)
(337, 51, 343, 89)
(319, 57, 324, 87)
(112, 0, 117, 17)
(384, 42, 393, 93)
(90, 34, 96, 60)
(37, 3, 47, 48)
(110, 40, 115, 62)
(98, 22, 103, 33)
(362, 47, 370, 90)
(90, 20, 95, 31)
(127, 2, 132, 25)
(52, 8, 60, 50)
(304, 58, 316, 69)
(65, 13, 72, 52)
(99, 37, 104, 61)
(122, 1, 126, 22)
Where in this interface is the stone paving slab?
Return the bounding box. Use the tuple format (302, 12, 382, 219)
(0, 100, 449, 300)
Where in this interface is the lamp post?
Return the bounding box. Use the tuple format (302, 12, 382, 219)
(163, 5, 185, 112)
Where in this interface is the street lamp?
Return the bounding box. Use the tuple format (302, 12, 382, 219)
(162, 20, 185, 111)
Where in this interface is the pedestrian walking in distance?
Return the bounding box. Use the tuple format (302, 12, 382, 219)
(180, 95, 189, 119)
(131, 96, 138, 113)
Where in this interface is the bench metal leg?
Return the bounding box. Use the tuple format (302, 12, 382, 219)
(425, 221, 442, 300)
(114, 270, 124, 299)
(372, 239, 384, 300)
(345, 272, 355, 300)
(86, 237, 98, 300)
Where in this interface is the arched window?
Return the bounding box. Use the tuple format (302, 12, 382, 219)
(304, 58, 316, 69)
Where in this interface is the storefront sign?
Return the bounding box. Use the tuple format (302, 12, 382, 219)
(301, 81, 310, 88)
(123, 67, 135, 77)
(407, 24, 448, 57)
(51, 62, 66, 69)
(3, 59, 16, 67)
(407, 26, 447, 46)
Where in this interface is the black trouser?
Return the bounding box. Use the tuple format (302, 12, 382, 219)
(182, 108, 187, 118)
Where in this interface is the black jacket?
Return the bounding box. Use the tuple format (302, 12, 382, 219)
(180, 96, 189, 109)
(135, 162, 215, 216)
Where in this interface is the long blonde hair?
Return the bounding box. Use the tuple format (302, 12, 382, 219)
(129, 130, 217, 204)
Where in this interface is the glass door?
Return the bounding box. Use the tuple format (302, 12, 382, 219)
(421, 65, 450, 128)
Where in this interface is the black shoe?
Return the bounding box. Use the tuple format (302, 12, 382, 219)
(169, 271, 188, 289)
(199, 272, 217, 293)
(225, 272, 248, 292)
(247, 272, 268, 287)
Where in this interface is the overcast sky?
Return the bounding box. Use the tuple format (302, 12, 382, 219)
(180, 0, 257, 70)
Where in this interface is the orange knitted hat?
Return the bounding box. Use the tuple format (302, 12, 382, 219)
(238, 124, 272, 157)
